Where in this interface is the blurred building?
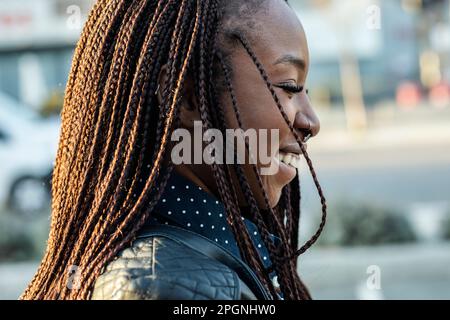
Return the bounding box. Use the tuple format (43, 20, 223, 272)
(292, 0, 450, 108)
(0, 0, 93, 112)
(1, 0, 449, 112)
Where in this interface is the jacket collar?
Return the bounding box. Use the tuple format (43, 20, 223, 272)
(146, 172, 281, 274)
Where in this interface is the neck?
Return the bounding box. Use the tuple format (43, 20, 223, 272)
(174, 164, 218, 197)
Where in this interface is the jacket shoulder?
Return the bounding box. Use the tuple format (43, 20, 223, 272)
(91, 235, 241, 300)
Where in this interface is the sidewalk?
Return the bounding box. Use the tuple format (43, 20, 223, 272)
(0, 262, 37, 300)
(301, 241, 450, 300)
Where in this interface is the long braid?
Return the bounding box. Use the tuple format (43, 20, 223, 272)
(217, 45, 313, 298)
(212, 61, 280, 299)
(77, 0, 202, 299)
(55, 0, 157, 298)
(24, 0, 133, 299)
(288, 176, 301, 252)
(206, 7, 282, 299)
(74, 1, 202, 299)
(234, 32, 327, 260)
(59, 0, 164, 296)
(193, 0, 278, 298)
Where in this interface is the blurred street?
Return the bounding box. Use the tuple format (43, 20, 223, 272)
(302, 242, 450, 300)
(308, 108, 450, 208)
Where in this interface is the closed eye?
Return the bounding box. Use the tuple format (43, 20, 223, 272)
(275, 83, 304, 95)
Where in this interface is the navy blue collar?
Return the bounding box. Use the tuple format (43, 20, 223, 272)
(145, 172, 281, 282)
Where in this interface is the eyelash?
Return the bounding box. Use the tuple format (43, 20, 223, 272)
(277, 83, 306, 95)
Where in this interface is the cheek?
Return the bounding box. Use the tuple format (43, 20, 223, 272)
(217, 67, 293, 208)
(220, 62, 276, 129)
(225, 83, 284, 132)
(260, 174, 284, 208)
(242, 163, 284, 209)
(273, 90, 299, 125)
(235, 84, 297, 138)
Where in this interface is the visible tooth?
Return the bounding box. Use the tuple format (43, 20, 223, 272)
(292, 159, 297, 168)
(293, 157, 300, 169)
(288, 157, 296, 169)
(291, 158, 298, 169)
(284, 154, 292, 165)
(279, 153, 285, 163)
(289, 157, 296, 168)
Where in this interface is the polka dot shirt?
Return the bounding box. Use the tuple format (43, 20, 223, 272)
(144, 172, 282, 294)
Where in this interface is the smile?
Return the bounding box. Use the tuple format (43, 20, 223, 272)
(278, 151, 301, 170)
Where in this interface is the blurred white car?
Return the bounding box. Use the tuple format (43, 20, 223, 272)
(0, 92, 60, 216)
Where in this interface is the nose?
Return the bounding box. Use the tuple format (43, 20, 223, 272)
(293, 97, 320, 141)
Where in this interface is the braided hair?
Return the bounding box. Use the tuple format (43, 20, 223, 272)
(21, 0, 327, 300)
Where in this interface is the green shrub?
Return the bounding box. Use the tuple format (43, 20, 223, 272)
(443, 213, 450, 240)
(317, 200, 417, 246)
(0, 211, 49, 262)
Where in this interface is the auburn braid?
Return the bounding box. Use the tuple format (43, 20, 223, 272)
(234, 32, 327, 262)
(217, 51, 308, 299)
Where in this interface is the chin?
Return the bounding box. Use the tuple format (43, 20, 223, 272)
(263, 185, 283, 209)
(256, 175, 286, 209)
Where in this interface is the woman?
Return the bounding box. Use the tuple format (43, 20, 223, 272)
(21, 0, 327, 300)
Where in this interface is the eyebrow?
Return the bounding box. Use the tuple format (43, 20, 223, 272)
(273, 54, 306, 72)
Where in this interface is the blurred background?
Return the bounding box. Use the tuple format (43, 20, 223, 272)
(0, 0, 449, 299)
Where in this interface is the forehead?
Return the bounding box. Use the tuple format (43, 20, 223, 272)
(246, 1, 309, 67)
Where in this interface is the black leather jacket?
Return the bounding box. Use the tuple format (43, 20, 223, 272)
(91, 225, 273, 300)
(92, 173, 280, 300)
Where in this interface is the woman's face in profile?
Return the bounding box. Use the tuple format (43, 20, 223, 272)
(173, 0, 320, 209)
(217, 0, 320, 208)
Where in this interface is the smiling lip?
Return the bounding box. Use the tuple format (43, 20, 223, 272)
(273, 155, 297, 183)
(278, 151, 301, 170)
(277, 140, 306, 171)
(271, 141, 307, 184)
(279, 142, 305, 156)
